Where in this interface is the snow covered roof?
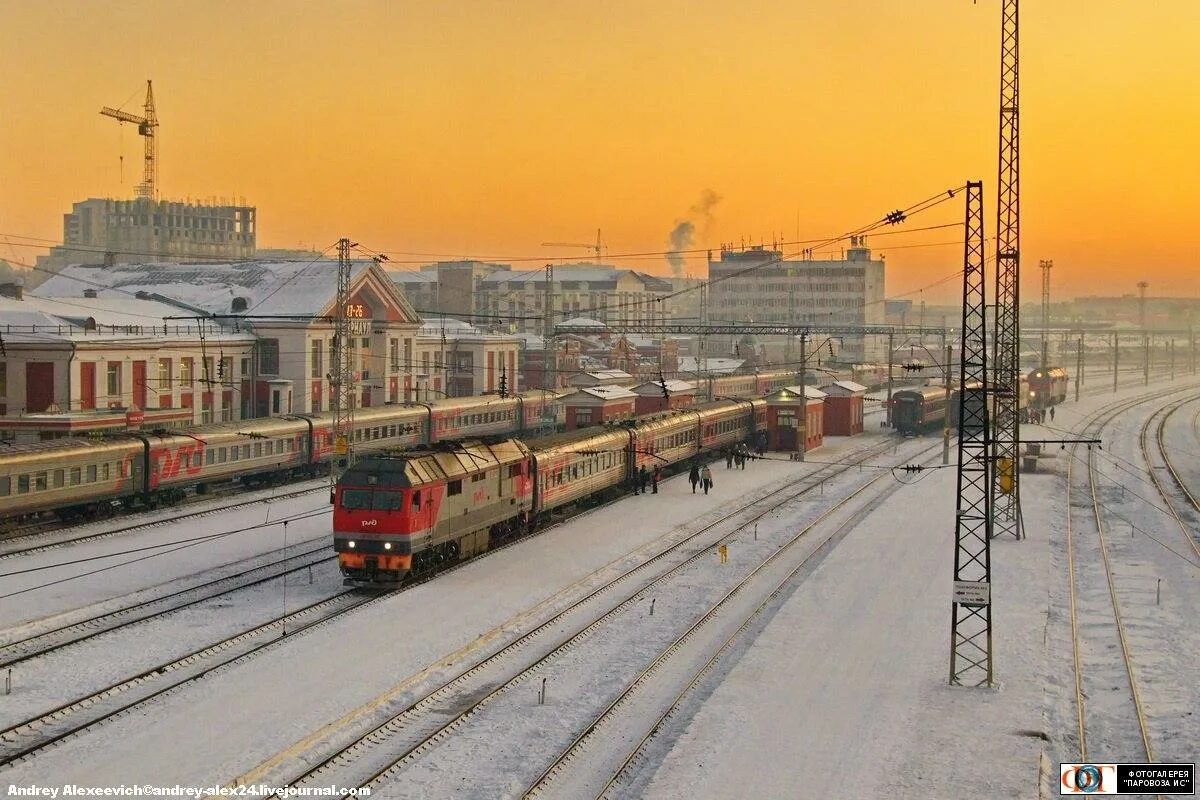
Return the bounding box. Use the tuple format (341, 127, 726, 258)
(0, 296, 252, 344)
(632, 380, 696, 395)
(822, 380, 869, 394)
(677, 357, 746, 375)
(766, 385, 827, 403)
(31, 259, 379, 317)
(416, 317, 478, 337)
(558, 316, 607, 329)
(575, 385, 638, 401)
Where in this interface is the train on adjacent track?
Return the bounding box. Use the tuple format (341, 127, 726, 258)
(891, 375, 1038, 435)
(332, 397, 767, 584)
(0, 368, 805, 524)
(1026, 366, 1069, 407)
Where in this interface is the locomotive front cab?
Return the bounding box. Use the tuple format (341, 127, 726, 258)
(334, 456, 435, 585)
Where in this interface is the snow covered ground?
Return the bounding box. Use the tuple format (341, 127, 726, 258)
(2, 375, 1197, 797)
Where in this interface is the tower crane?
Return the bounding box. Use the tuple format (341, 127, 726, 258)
(541, 228, 604, 262)
(100, 80, 159, 200)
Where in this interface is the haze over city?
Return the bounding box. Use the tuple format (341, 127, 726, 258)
(2, 0, 1198, 301)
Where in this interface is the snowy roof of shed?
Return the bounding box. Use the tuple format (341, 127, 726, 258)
(822, 380, 869, 394)
(575, 385, 638, 401)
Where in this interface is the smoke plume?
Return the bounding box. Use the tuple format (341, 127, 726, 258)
(666, 189, 722, 277)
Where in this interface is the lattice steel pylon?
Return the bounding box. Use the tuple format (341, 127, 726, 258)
(331, 237, 356, 486)
(950, 180, 994, 687)
(991, 0, 1023, 540)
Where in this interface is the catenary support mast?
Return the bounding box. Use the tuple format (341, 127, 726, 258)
(949, 180, 994, 687)
(991, 0, 1023, 540)
(331, 238, 356, 487)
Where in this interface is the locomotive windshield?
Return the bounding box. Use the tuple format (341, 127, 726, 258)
(339, 488, 404, 511)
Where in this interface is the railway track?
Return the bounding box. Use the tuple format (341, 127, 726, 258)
(522, 450, 930, 800)
(1062, 383, 1199, 765)
(0, 542, 334, 669)
(0, 484, 329, 561)
(235, 436, 929, 796)
(1140, 397, 1200, 563)
(0, 587, 376, 768)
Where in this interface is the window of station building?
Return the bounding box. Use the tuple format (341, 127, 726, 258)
(158, 358, 172, 391)
(259, 339, 280, 375)
(310, 340, 323, 379)
(0, 362, 7, 397)
(106, 362, 121, 396)
(447, 479, 462, 496)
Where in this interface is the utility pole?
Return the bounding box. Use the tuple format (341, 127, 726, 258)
(990, 0, 1023, 541)
(797, 332, 807, 462)
(1075, 335, 1082, 402)
(331, 238, 356, 488)
(949, 180, 993, 687)
(1112, 331, 1119, 394)
(1138, 281, 1149, 386)
(885, 330, 895, 427)
(1039, 259, 1052, 367)
(942, 342, 952, 465)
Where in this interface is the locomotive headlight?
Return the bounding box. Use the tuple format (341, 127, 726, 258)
(384, 542, 392, 550)
(348, 541, 356, 548)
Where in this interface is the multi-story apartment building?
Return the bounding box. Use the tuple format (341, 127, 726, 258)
(476, 264, 674, 334)
(707, 237, 886, 361)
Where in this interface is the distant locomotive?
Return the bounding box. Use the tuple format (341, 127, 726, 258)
(1026, 366, 1069, 407)
(893, 378, 1031, 435)
(332, 397, 767, 584)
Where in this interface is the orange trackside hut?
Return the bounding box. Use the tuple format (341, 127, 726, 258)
(763, 385, 824, 453)
(819, 380, 867, 436)
(561, 386, 638, 431)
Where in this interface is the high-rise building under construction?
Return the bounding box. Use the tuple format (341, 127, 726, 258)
(36, 197, 256, 274)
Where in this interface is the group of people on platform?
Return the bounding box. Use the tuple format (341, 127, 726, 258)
(1025, 406, 1054, 424)
(632, 436, 768, 498)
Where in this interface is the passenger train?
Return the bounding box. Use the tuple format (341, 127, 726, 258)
(333, 397, 767, 583)
(0, 368, 803, 523)
(892, 377, 1033, 435)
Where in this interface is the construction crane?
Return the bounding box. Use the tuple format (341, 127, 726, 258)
(100, 80, 159, 200)
(541, 228, 604, 262)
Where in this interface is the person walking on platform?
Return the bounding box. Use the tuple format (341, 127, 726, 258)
(1050, 405, 1055, 422)
(634, 465, 648, 495)
(701, 465, 714, 495)
(688, 463, 701, 493)
(726, 448, 734, 469)
(651, 466, 660, 494)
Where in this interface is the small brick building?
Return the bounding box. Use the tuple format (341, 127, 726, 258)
(562, 385, 638, 430)
(763, 385, 825, 452)
(631, 379, 696, 415)
(820, 380, 868, 436)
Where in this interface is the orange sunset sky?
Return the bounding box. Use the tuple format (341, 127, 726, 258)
(1, 0, 1197, 303)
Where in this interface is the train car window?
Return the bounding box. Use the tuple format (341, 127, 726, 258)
(218, 449, 227, 464)
(206, 450, 215, 465)
(340, 489, 372, 510)
(508, 464, 521, 478)
(101, 464, 110, 481)
(448, 480, 462, 496)
(410, 492, 421, 512)
(17, 475, 29, 494)
(34, 472, 47, 491)
(69, 467, 81, 486)
(0, 476, 9, 497)
(254, 443, 262, 457)
(471, 472, 486, 482)
(265, 442, 274, 456)
(87, 465, 97, 483)
(230, 448, 240, 462)
(53, 469, 65, 488)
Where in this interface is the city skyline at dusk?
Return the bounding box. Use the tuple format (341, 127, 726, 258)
(2, 0, 1197, 302)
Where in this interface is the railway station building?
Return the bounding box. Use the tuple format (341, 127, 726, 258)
(763, 385, 825, 453)
(0, 289, 256, 443)
(819, 380, 868, 436)
(30, 259, 424, 418)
